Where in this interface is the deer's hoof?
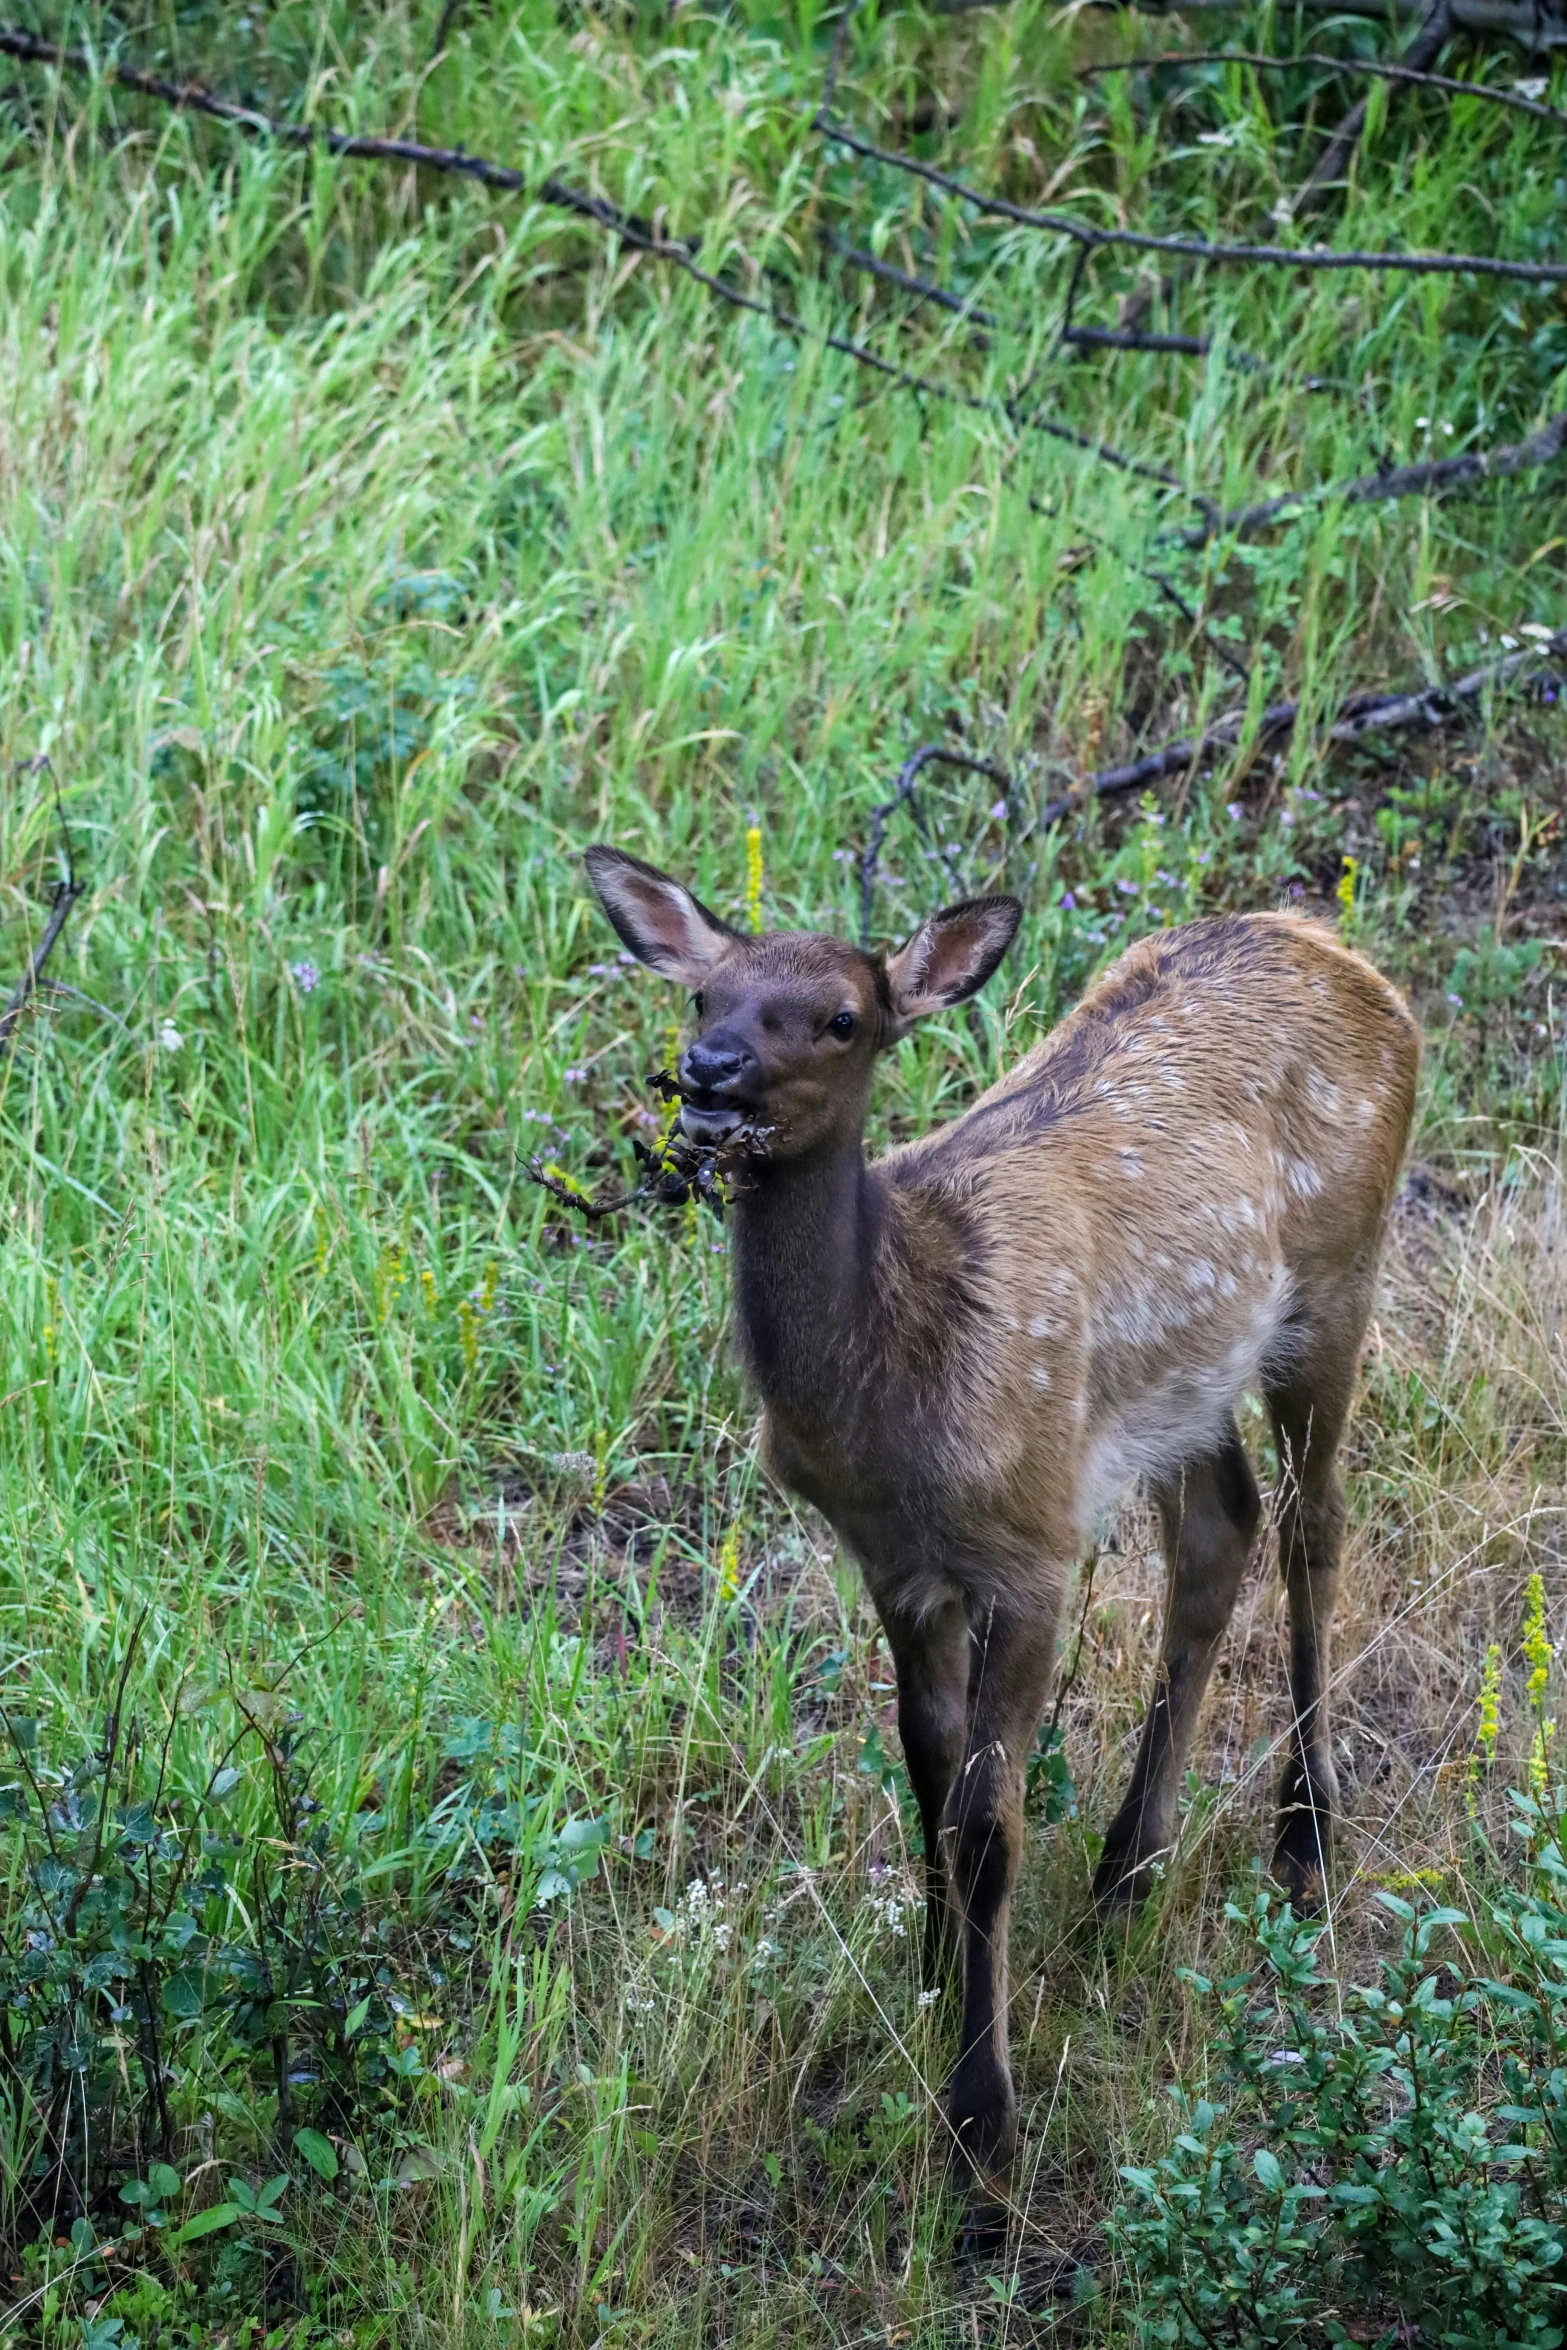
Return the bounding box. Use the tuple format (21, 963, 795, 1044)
(956, 2195, 1010, 2264)
(1090, 1845, 1157, 1915)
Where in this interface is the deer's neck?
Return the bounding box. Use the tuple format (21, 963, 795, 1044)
(727, 1139, 883, 1428)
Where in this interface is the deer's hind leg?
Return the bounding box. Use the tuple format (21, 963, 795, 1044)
(1265, 1318, 1364, 1905)
(1093, 1419, 1261, 1910)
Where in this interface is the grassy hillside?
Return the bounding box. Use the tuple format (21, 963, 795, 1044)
(0, 1, 1564, 2342)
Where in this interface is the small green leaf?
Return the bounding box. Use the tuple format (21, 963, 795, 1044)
(343, 1996, 372, 2039)
(556, 1814, 609, 1855)
(149, 2163, 181, 2202)
(168, 2201, 240, 2246)
(294, 2128, 339, 2182)
(209, 1767, 242, 1803)
(1253, 2147, 1284, 2194)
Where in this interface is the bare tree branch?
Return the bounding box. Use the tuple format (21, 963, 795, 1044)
(938, 0, 1567, 44)
(1, 27, 1212, 514)
(1080, 45, 1567, 126)
(814, 108, 1567, 280)
(858, 745, 1011, 943)
(1182, 406, 1567, 544)
(1, 764, 84, 1055)
(1291, 0, 1453, 217)
(1039, 626, 1567, 822)
(828, 233, 1219, 357)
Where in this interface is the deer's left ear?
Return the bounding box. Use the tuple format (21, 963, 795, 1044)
(884, 897, 1022, 1039)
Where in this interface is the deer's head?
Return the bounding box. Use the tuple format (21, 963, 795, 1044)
(584, 846, 1021, 1163)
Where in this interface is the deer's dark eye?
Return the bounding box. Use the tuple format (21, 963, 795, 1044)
(829, 1010, 857, 1040)
(692, 993, 705, 1018)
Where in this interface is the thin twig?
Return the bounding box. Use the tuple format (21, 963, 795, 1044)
(1080, 45, 1567, 128)
(1039, 625, 1567, 824)
(428, 0, 468, 64)
(814, 108, 1567, 281)
(35, 980, 129, 1033)
(858, 745, 1010, 945)
(524, 1159, 655, 1223)
(953, 0, 1567, 36)
(0, 879, 84, 1050)
(1182, 405, 1567, 544)
(827, 232, 1320, 385)
(0, 766, 83, 1052)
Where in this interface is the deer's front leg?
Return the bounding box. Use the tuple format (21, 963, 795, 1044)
(941, 1595, 1061, 2229)
(882, 1598, 969, 1988)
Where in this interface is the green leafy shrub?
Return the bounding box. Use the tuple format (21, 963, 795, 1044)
(1111, 1815, 1567, 2347)
(0, 1639, 431, 2276)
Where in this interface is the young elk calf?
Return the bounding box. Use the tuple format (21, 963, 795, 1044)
(586, 846, 1419, 2227)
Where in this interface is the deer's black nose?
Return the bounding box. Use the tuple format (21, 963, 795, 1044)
(681, 1035, 757, 1099)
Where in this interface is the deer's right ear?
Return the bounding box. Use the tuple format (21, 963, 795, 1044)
(583, 847, 738, 985)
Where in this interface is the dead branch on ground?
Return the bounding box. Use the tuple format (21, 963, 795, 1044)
(858, 746, 1011, 944)
(1291, 0, 1453, 216)
(947, 0, 1567, 42)
(0, 763, 84, 1055)
(1081, 46, 1567, 127)
(814, 109, 1567, 280)
(1039, 625, 1567, 822)
(1182, 406, 1567, 544)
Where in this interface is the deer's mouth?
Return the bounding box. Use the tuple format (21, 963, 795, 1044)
(679, 1096, 748, 1144)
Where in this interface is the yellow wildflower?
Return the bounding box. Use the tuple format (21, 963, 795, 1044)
(1466, 1641, 1503, 1816)
(457, 1297, 479, 1372)
(373, 1242, 407, 1325)
(746, 825, 764, 934)
(718, 1526, 742, 1603)
(1337, 855, 1359, 935)
(1523, 1572, 1555, 1794)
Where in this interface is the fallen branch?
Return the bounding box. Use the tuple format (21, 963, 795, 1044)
(859, 745, 1010, 944)
(1, 764, 84, 1054)
(1080, 45, 1567, 127)
(0, 881, 85, 1051)
(943, 0, 1567, 42)
(828, 233, 1218, 358)
(815, 108, 1567, 280)
(1292, 0, 1453, 216)
(1037, 625, 1567, 823)
(1182, 405, 1567, 543)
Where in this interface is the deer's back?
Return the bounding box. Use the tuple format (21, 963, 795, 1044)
(878, 914, 1418, 1556)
